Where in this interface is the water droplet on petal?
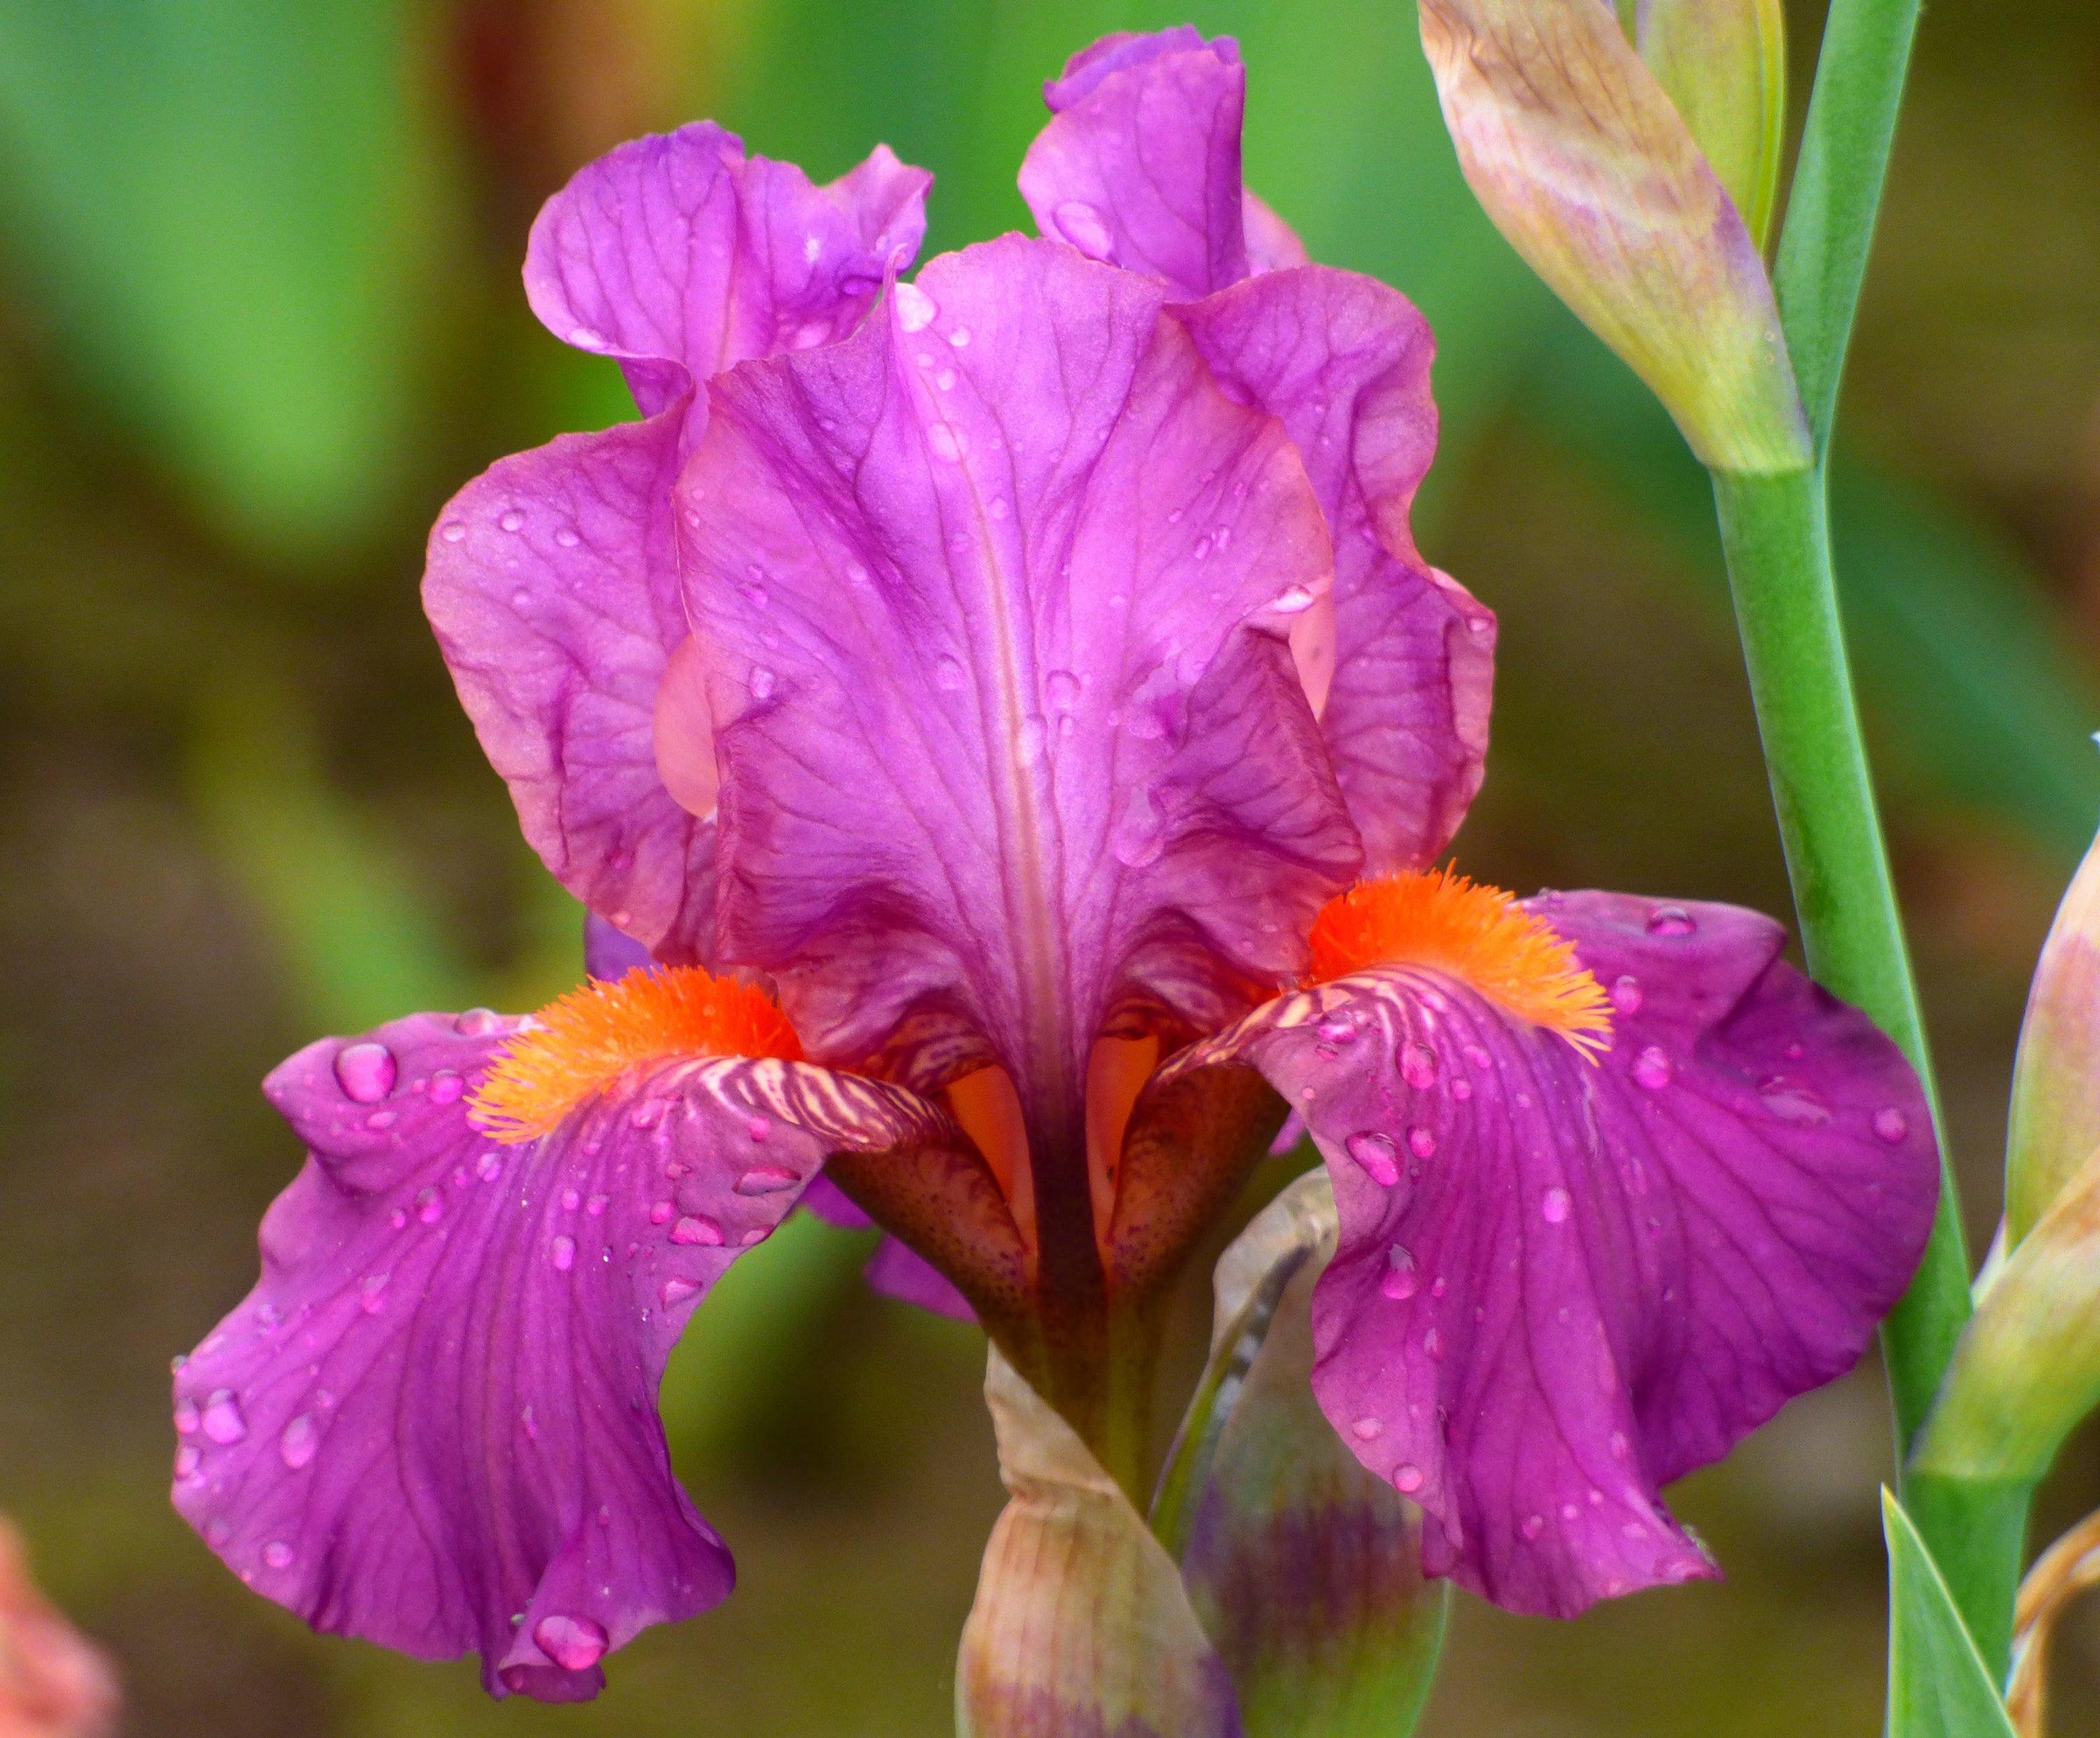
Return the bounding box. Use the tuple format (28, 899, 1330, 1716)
(499, 509, 526, 533)
(893, 281, 937, 332)
(662, 1278, 700, 1307)
(1270, 584, 1318, 614)
(1632, 1047, 1672, 1090)
(360, 1274, 388, 1314)
(201, 1390, 248, 1445)
(416, 1188, 443, 1225)
(748, 666, 776, 701)
(1647, 906, 1697, 937)
(1351, 1417, 1383, 1440)
(1380, 1244, 1418, 1300)
(477, 1150, 504, 1181)
(550, 1236, 577, 1272)
(428, 1069, 464, 1106)
(1046, 669, 1082, 711)
(263, 1541, 295, 1569)
(280, 1413, 318, 1469)
(1400, 1042, 1438, 1090)
(1423, 1327, 1444, 1360)
(928, 424, 962, 464)
(1110, 785, 1166, 869)
(334, 1042, 396, 1104)
(173, 1400, 200, 1435)
(534, 1613, 610, 1673)
(735, 1167, 798, 1196)
(1542, 1186, 1572, 1224)
(1346, 1131, 1402, 1186)
(1408, 1126, 1437, 1160)
(456, 1007, 500, 1036)
(670, 1216, 724, 1246)
(948, 326, 970, 347)
(174, 1444, 201, 1481)
(648, 1201, 674, 1225)
(1393, 1464, 1425, 1493)
(1052, 200, 1114, 258)
(570, 326, 608, 349)
(439, 522, 466, 543)
(1873, 1106, 1909, 1144)
(560, 1188, 581, 1212)
(1522, 1513, 1546, 1540)
(1610, 975, 1643, 1015)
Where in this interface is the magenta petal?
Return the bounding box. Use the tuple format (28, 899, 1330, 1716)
(865, 1236, 978, 1323)
(584, 911, 655, 981)
(1021, 29, 1251, 297)
(679, 235, 1360, 1113)
(1162, 893, 1937, 1616)
(425, 127, 931, 965)
(172, 1011, 956, 1698)
(524, 123, 930, 422)
(1175, 267, 1494, 871)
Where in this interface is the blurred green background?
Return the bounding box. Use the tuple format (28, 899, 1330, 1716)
(1, 0, 2096, 1731)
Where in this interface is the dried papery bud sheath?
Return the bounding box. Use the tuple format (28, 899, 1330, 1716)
(1913, 1142, 2100, 1488)
(1418, 0, 1810, 474)
(2005, 819, 2100, 1247)
(1631, 0, 1787, 249)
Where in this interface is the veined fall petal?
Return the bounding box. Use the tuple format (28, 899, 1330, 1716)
(1160, 877, 1937, 1615)
(1418, 0, 1810, 474)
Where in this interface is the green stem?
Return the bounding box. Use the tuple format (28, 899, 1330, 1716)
(1712, 466, 2026, 1676)
(1716, 0, 2033, 1678)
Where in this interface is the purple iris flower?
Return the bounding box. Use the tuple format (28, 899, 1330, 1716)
(171, 30, 1938, 1702)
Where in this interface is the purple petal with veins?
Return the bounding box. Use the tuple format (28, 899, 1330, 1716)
(1161, 892, 1936, 1615)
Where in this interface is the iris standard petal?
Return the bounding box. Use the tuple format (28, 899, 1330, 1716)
(172, 1005, 962, 1699)
(1021, 28, 1251, 297)
(679, 235, 1360, 1123)
(1159, 886, 1937, 1615)
(1176, 267, 1494, 870)
(424, 125, 930, 965)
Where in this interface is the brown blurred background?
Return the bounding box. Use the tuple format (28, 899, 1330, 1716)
(1, 0, 2096, 1730)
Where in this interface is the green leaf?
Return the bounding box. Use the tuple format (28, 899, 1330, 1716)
(0, 0, 456, 557)
(1882, 1488, 2019, 1738)
(1156, 1172, 1449, 1737)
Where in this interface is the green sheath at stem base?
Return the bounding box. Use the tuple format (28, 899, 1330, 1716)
(1711, 466, 2028, 1678)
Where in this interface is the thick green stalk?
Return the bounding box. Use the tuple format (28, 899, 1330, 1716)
(1715, 0, 2032, 1678)
(1712, 466, 2025, 1676)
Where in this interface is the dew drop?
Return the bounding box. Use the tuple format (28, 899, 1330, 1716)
(560, 1188, 581, 1212)
(934, 654, 967, 692)
(1522, 1513, 1546, 1540)
(1350, 1417, 1383, 1441)
(1541, 1186, 1572, 1224)
(263, 1540, 295, 1569)
(1610, 974, 1643, 1015)
(550, 1236, 577, 1272)
(948, 326, 970, 347)
(456, 1007, 501, 1036)
(534, 1613, 610, 1673)
(416, 1188, 444, 1225)
(893, 281, 937, 332)
(1423, 1327, 1444, 1360)
(670, 1215, 724, 1246)
(1380, 1244, 1418, 1300)
(173, 1400, 200, 1435)
(735, 1167, 799, 1196)
(1046, 669, 1082, 711)
(1393, 1464, 1424, 1494)
(928, 424, 962, 464)
(334, 1042, 396, 1104)
(1647, 905, 1697, 937)
(1400, 1042, 1438, 1090)
(201, 1390, 248, 1445)
(748, 666, 777, 700)
(360, 1274, 388, 1314)
(1052, 200, 1114, 258)
(1452, 1078, 1473, 1101)
(1760, 1083, 1830, 1125)
(662, 1278, 700, 1307)
(476, 1150, 504, 1181)
(438, 522, 466, 543)
(499, 509, 526, 533)
(1346, 1131, 1402, 1187)
(279, 1413, 318, 1469)
(1408, 1126, 1437, 1160)
(1872, 1106, 1909, 1144)
(174, 1444, 201, 1481)
(1632, 1046, 1672, 1090)
(570, 326, 609, 349)
(428, 1069, 465, 1106)
(648, 1201, 674, 1225)
(1270, 584, 1318, 614)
